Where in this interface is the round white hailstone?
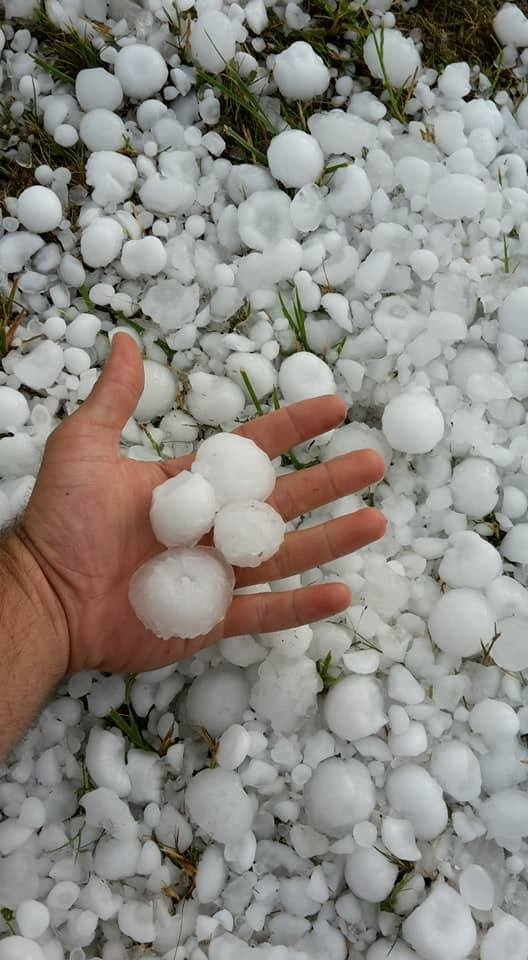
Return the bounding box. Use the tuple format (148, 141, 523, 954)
(492, 617, 528, 671)
(451, 457, 499, 518)
(118, 902, 155, 943)
(216, 724, 251, 770)
(15, 902, 49, 940)
(402, 883, 476, 960)
(192, 433, 276, 506)
(267, 131, 324, 189)
(16, 186, 62, 233)
(186, 668, 250, 738)
(185, 768, 253, 843)
(79, 109, 126, 151)
(80, 217, 123, 268)
(437, 61, 471, 99)
(494, 4, 528, 45)
(66, 312, 101, 348)
(327, 165, 372, 216)
(364, 28, 421, 88)
(324, 676, 386, 742)
(501, 523, 528, 563)
(129, 546, 235, 640)
(187, 371, 246, 427)
(237, 190, 296, 251)
(279, 351, 336, 402)
(470, 698, 519, 745)
(195, 845, 227, 903)
(304, 757, 376, 837)
(225, 352, 277, 399)
(429, 741, 482, 802)
(345, 846, 398, 903)
(458, 865, 494, 911)
(54, 123, 78, 147)
(273, 41, 330, 100)
(428, 174, 487, 220)
(386, 765, 448, 840)
(114, 44, 168, 99)
(190, 11, 236, 74)
(498, 287, 528, 340)
(64, 346, 91, 375)
(214, 500, 285, 568)
(0, 938, 46, 960)
(150, 472, 217, 548)
(381, 818, 421, 862)
(251, 653, 319, 733)
(86, 150, 137, 206)
(134, 360, 177, 422)
(481, 915, 528, 960)
(382, 390, 444, 454)
(0, 387, 29, 431)
(121, 236, 167, 277)
(428, 588, 495, 658)
(75, 67, 123, 111)
(481, 788, 528, 851)
(11, 341, 64, 390)
(439, 531, 502, 589)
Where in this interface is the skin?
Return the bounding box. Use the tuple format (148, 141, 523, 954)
(0, 333, 386, 758)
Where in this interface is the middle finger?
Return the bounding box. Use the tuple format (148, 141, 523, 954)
(270, 449, 385, 522)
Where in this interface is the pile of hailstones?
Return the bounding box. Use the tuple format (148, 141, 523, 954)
(130, 433, 284, 639)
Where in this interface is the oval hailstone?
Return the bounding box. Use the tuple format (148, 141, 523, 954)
(501, 523, 528, 563)
(79, 109, 126, 151)
(381, 817, 421, 861)
(134, 360, 177, 422)
(451, 457, 500, 517)
(439, 531, 502, 589)
(192, 433, 276, 506)
(382, 390, 444, 454)
(185, 768, 253, 843)
(279, 351, 336, 402)
(16, 186, 62, 233)
(150, 472, 217, 548)
(114, 44, 168, 99)
(429, 741, 481, 802)
(402, 883, 476, 960)
(428, 174, 487, 220)
(80, 217, 123, 267)
(428, 588, 495, 658)
(0, 387, 30, 431)
(214, 500, 285, 567)
(345, 846, 398, 903)
(75, 67, 123, 111)
(492, 617, 528, 671)
(364, 28, 421, 88)
(186, 668, 250, 738)
(237, 190, 296, 251)
(387, 765, 447, 840)
(0, 938, 46, 960)
(273, 41, 330, 100)
(85, 151, 137, 206)
(324, 676, 386, 742)
(267, 130, 325, 189)
(304, 757, 376, 837)
(190, 11, 236, 73)
(129, 546, 235, 640)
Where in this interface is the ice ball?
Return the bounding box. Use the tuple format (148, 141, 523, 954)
(451, 457, 499, 517)
(129, 546, 235, 639)
(278, 351, 336, 402)
(185, 768, 253, 843)
(0, 938, 46, 960)
(402, 883, 476, 960)
(364, 28, 421, 88)
(345, 846, 398, 903)
(0, 387, 30, 431)
(192, 433, 276, 506)
(75, 67, 123, 111)
(501, 523, 528, 563)
(150, 472, 217, 548)
(428, 588, 495, 658)
(439, 531, 502, 589)
(134, 360, 177, 422)
(16, 186, 62, 234)
(304, 757, 376, 837)
(273, 41, 330, 101)
(324, 676, 386, 742)
(267, 130, 324, 189)
(214, 500, 285, 567)
(114, 44, 168, 99)
(186, 667, 250, 738)
(190, 11, 236, 74)
(382, 389, 444, 454)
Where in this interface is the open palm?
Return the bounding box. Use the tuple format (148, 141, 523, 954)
(18, 334, 386, 675)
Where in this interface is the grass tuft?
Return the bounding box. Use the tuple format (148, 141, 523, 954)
(0, 278, 27, 359)
(106, 673, 154, 752)
(316, 651, 341, 692)
(15, 2, 104, 83)
(278, 290, 310, 352)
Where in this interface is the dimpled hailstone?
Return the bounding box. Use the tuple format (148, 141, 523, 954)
(190, 11, 236, 74)
(279, 351, 337, 402)
(0, 387, 29, 431)
(0, 938, 45, 960)
(134, 360, 177, 422)
(114, 44, 168, 99)
(382, 389, 444, 454)
(364, 28, 421, 88)
(75, 67, 123, 111)
(267, 131, 324, 189)
(304, 757, 376, 837)
(121, 236, 167, 277)
(185, 768, 253, 843)
(79, 109, 126, 151)
(402, 883, 476, 960)
(324, 676, 386, 742)
(439, 530, 502, 588)
(345, 846, 398, 903)
(273, 41, 330, 100)
(186, 371, 246, 426)
(16, 186, 62, 233)
(428, 588, 495, 658)
(150, 472, 217, 548)
(11, 341, 64, 390)
(237, 190, 296, 251)
(214, 500, 285, 567)
(129, 547, 235, 639)
(186, 667, 250, 738)
(192, 433, 276, 506)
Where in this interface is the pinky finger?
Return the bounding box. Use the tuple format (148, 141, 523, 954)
(223, 581, 351, 638)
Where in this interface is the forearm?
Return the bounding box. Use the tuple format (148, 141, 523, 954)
(0, 533, 69, 761)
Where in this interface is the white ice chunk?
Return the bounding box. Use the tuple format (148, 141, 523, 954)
(190, 11, 236, 73)
(345, 846, 398, 903)
(324, 676, 386, 742)
(114, 43, 168, 98)
(402, 883, 476, 960)
(186, 768, 253, 843)
(304, 757, 375, 837)
(16, 186, 62, 233)
(134, 359, 177, 422)
(387, 765, 447, 840)
(279, 351, 336, 402)
(429, 588, 495, 658)
(11, 341, 64, 389)
(268, 131, 324, 188)
(75, 67, 123, 111)
(192, 433, 276, 506)
(186, 667, 250, 738)
(364, 28, 421, 88)
(382, 389, 444, 454)
(273, 41, 330, 100)
(214, 500, 285, 567)
(150, 471, 217, 548)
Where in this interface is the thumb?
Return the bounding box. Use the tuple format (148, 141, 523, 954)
(79, 331, 144, 434)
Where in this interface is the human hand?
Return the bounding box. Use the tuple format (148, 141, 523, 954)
(13, 333, 386, 677)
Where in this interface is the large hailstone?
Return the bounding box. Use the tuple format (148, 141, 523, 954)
(79, 109, 126, 151)
(0, 938, 45, 960)
(428, 588, 495, 658)
(150, 472, 217, 548)
(279, 351, 336, 402)
(192, 433, 276, 506)
(267, 131, 325, 189)
(186, 667, 250, 738)
(134, 360, 177, 422)
(16, 186, 62, 233)
(304, 757, 376, 837)
(190, 11, 236, 73)
(428, 174, 487, 220)
(187, 372, 246, 427)
(364, 28, 421, 88)
(214, 500, 285, 568)
(451, 457, 499, 517)
(382, 389, 444, 454)
(0, 387, 30, 431)
(402, 883, 476, 960)
(498, 287, 528, 340)
(129, 547, 235, 639)
(273, 41, 330, 100)
(386, 765, 448, 841)
(185, 768, 253, 843)
(237, 190, 296, 251)
(114, 44, 168, 99)
(80, 217, 124, 268)
(75, 67, 123, 111)
(439, 531, 502, 589)
(345, 846, 398, 904)
(324, 676, 386, 742)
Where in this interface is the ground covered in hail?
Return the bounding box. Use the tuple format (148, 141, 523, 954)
(3, 0, 528, 957)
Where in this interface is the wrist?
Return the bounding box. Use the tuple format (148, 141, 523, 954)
(1, 531, 70, 686)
